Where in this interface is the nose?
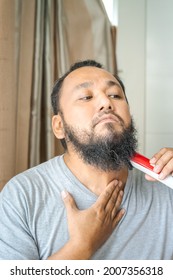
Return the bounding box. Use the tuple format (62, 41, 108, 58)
(97, 93, 113, 112)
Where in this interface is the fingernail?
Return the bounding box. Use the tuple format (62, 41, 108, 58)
(61, 190, 68, 199)
(150, 157, 156, 164)
(158, 172, 164, 180)
(153, 165, 160, 173)
(120, 190, 124, 196)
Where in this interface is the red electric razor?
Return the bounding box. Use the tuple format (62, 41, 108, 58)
(131, 152, 173, 189)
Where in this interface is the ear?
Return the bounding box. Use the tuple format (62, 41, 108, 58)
(52, 114, 65, 139)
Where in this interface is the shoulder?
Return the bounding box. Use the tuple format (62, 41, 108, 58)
(132, 169, 173, 198)
(125, 169, 173, 216)
(0, 156, 63, 200)
(0, 156, 66, 221)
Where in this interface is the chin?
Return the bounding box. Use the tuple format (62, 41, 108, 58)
(95, 123, 123, 135)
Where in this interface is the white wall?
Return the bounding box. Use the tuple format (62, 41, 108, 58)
(146, 0, 173, 157)
(116, 0, 146, 153)
(117, 0, 173, 157)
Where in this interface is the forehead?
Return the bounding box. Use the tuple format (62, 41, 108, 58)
(62, 66, 122, 92)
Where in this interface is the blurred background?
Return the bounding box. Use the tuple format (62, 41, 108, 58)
(0, 0, 173, 190)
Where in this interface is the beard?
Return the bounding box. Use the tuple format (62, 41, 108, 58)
(61, 113, 138, 172)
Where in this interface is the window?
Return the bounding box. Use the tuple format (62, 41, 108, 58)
(102, 0, 118, 26)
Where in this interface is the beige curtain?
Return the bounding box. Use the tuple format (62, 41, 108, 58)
(0, 0, 117, 191)
(0, 0, 36, 190)
(0, 0, 15, 189)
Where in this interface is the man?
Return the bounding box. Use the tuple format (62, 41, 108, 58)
(0, 60, 173, 260)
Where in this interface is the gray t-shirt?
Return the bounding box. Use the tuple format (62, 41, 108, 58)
(0, 155, 173, 260)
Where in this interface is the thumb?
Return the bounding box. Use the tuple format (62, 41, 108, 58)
(145, 174, 157, 182)
(61, 190, 78, 212)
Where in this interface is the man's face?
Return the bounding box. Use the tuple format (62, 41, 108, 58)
(60, 66, 131, 138)
(54, 66, 137, 171)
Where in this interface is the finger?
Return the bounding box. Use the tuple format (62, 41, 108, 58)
(61, 190, 78, 213)
(150, 148, 173, 167)
(105, 181, 123, 212)
(114, 188, 124, 210)
(152, 149, 173, 178)
(145, 174, 157, 182)
(158, 158, 173, 179)
(112, 208, 125, 228)
(150, 148, 169, 165)
(95, 180, 119, 210)
(111, 189, 124, 218)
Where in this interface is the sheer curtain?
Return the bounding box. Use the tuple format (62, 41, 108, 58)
(0, 0, 117, 190)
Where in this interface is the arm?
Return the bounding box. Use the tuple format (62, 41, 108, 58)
(48, 179, 125, 260)
(145, 147, 173, 181)
(0, 191, 39, 260)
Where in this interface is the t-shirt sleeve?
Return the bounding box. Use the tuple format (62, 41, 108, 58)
(0, 180, 39, 260)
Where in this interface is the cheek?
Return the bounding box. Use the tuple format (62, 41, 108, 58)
(64, 105, 93, 126)
(118, 105, 131, 124)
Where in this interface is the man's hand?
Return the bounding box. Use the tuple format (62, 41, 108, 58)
(48, 179, 125, 260)
(145, 147, 173, 181)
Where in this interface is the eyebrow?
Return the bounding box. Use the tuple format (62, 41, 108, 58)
(74, 82, 93, 90)
(106, 80, 121, 88)
(74, 80, 121, 91)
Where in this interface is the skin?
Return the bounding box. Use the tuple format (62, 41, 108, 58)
(52, 66, 131, 194)
(49, 66, 173, 260)
(146, 147, 173, 180)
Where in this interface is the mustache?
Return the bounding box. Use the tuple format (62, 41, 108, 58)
(92, 110, 125, 128)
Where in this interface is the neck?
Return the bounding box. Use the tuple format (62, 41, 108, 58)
(63, 150, 128, 196)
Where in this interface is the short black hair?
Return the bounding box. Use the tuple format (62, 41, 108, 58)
(51, 59, 127, 149)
